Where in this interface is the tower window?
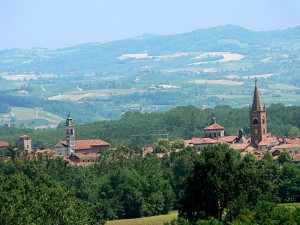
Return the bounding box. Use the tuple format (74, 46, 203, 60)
(253, 118, 258, 125)
(262, 116, 265, 124)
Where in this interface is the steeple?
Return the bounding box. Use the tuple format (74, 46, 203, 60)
(66, 113, 75, 155)
(251, 78, 262, 112)
(249, 79, 267, 147)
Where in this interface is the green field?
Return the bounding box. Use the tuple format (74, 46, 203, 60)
(106, 211, 177, 225)
(106, 203, 300, 225)
(7, 107, 64, 128)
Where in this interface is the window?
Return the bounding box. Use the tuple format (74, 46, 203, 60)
(214, 133, 216, 137)
(209, 133, 212, 138)
(262, 116, 265, 124)
(263, 128, 266, 134)
(253, 117, 258, 125)
(296, 151, 299, 154)
(255, 129, 258, 134)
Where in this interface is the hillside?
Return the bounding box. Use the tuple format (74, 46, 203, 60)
(0, 25, 300, 126)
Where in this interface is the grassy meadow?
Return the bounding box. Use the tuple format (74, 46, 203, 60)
(106, 211, 178, 225)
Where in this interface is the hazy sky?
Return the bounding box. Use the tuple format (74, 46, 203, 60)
(1, 0, 300, 49)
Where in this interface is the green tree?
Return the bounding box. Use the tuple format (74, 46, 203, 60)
(154, 138, 172, 153)
(179, 144, 241, 222)
(179, 144, 278, 223)
(278, 150, 292, 165)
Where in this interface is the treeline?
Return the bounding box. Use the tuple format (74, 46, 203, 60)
(166, 145, 300, 225)
(1, 103, 300, 148)
(0, 145, 196, 224)
(1, 143, 300, 224)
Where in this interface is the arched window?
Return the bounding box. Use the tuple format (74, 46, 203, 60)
(253, 117, 258, 125)
(262, 116, 265, 124)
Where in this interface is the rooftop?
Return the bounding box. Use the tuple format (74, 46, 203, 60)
(60, 139, 110, 150)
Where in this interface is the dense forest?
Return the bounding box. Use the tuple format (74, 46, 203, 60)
(1, 143, 300, 224)
(0, 103, 300, 149)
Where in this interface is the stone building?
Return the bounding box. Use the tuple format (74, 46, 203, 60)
(53, 114, 110, 164)
(18, 135, 32, 152)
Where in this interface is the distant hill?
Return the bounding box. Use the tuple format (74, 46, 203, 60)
(1, 25, 300, 126)
(0, 25, 299, 74)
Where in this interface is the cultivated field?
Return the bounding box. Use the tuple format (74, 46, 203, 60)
(192, 52, 244, 62)
(2, 74, 55, 81)
(190, 79, 244, 86)
(9, 107, 64, 128)
(48, 89, 144, 101)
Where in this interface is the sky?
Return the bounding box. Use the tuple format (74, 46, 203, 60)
(0, 0, 300, 49)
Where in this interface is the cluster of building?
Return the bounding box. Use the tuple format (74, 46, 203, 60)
(2, 115, 111, 166)
(185, 80, 300, 163)
(1, 80, 300, 164)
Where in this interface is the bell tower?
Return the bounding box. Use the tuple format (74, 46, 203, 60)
(66, 113, 75, 155)
(250, 79, 267, 146)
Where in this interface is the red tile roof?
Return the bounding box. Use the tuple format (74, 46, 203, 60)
(257, 140, 271, 146)
(0, 141, 9, 147)
(285, 138, 300, 144)
(219, 136, 237, 143)
(274, 144, 300, 149)
(230, 143, 251, 151)
(188, 138, 219, 145)
(61, 139, 110, 150)
(204, 123, 224, 130)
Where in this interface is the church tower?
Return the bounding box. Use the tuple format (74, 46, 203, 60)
(250, 79, 267, 146)
(66, 113, 75, 155)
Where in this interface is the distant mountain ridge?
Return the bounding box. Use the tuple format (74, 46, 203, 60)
(0, 24, 300, 74)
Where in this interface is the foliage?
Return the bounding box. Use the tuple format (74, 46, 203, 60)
(179, 144, 278, 223)
(278, 150, 292, 165)
(231, 201, 300, 225)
